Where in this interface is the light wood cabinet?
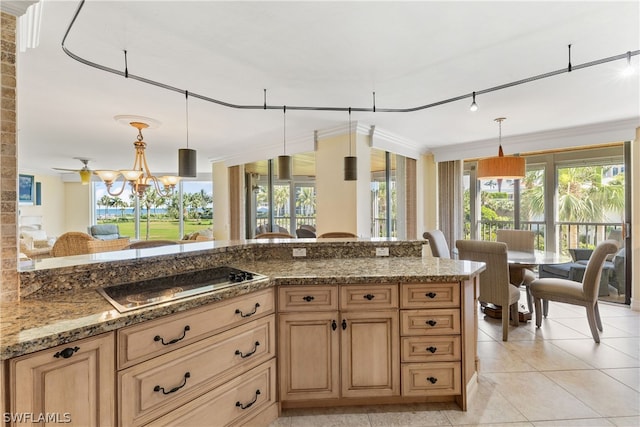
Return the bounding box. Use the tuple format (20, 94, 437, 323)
(118, 289, 277, 426)
(278, 284, 400, 404)
(279, 279, 478, 410)
(340, 310, 399, 398)
(400, 280, 477, 409)
(9, 332, 115, 427)
(278, 311, 340, 401)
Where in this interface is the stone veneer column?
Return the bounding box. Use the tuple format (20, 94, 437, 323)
(0, 12, 18, 301)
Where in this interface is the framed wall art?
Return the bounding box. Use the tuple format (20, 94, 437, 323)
(19, 174, 35, 204)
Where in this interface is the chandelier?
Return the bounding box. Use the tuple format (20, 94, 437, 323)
(476, 117, 525, 180)
(95, 121, 180, 198)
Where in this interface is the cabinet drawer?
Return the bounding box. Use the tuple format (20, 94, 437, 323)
(278, 285, 338, 312)
(340, 284, 398, 310)
(118, 288, 274, 368)
(401, 362, 461, 396)
(401, 336, 461, 362)
(401, 309, 460, 336)
(147, 359, 277, 427)
(119, 315, 275, 426)
(401, 283, 460, 308)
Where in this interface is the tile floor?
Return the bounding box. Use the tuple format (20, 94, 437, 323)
(270, 292, 640, 426)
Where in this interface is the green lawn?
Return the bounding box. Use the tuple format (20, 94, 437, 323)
(99, 219, 212, 240)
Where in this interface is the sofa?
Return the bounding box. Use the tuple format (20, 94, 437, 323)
(88, 224, 124, 240)
(19, 226, 54, 259)
(539, 247, 625, 296)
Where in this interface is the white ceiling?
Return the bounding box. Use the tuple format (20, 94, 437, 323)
(13, 1, 640, 177)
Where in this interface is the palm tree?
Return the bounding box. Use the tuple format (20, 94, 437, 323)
(556, 166, 625, 249)
(113, 197, 127, 218)
(98, 195, 112, 220)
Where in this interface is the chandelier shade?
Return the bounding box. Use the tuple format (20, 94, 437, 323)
(278, 155, 292, 181)
(476, 117, 525, 180)
(179, 148, 197, 177)
(95, 121, 180, 198)
(178, 91, 197, 177)
(79, 169, 91, 185)
(344, 156, 357, 181)
(344, 109, 357, 181)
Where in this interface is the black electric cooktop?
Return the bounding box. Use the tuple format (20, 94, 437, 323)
(98, 266, 266, 313)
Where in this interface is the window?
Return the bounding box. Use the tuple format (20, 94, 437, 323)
(92, 180, 212, 240)
(371, 149, 398, 238)
(248, 156, 316, 237)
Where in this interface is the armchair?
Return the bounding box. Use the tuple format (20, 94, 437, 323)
(89, 224, 123, 240)
(51, 232, 130, 257)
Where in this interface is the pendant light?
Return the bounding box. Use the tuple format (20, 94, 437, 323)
(278, 106, 292, 180)
(178, 90, 197, 177)
(477, 117, 525, 180)
(344, 108, 357, 181)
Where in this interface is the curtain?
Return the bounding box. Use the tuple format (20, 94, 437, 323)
(437, 160, 464, 257)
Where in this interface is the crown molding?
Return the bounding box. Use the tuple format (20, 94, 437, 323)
(431, 117, 640, 162)
(0, 1, 38, 17)
(370, 126, 421, 159)
(209, 134, 315, 167)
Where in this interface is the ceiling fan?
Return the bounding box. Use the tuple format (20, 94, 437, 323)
(53, 157, 94, 185)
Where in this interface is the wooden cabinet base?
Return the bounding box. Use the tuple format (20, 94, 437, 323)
(281, 395, 458, 409)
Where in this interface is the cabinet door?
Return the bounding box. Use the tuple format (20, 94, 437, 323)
(340, 310, 400, 398)
(10, 332, 115, 427)
(278, 312, 339, 401)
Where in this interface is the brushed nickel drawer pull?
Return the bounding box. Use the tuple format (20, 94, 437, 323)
(364, 294, 375, 300)
(236, 389, 261, 410)
(53, 346, 79, 359)
(426, 376, 438, 384)
(235, 341, 260, 359)
(302, 295, 315, 302)
(426, 320, 437, 327)
(154, 372, 190, 395)
(426, 346, 437, 353)
(154, 325, 190, 345)
(235, 303, 260, 318)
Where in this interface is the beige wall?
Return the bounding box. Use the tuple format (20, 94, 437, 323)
(18, 174, 68, 237)
(315, 133, 358, 236)
(354, 132, 372, 237)
(212, 161, 231, 240)
(63, 181, 91, 234)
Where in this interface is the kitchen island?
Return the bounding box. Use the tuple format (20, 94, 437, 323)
(1, 239, 484, 426)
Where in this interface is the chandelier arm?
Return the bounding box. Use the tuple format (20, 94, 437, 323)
(149, 175, 172, 197)
(62, 0, 640, 114)
(104, 178, 129, 197)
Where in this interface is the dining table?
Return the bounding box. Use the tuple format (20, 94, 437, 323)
(507, 249, 571, 315)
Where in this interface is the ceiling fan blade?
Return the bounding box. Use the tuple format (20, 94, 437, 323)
(53, 167, 80, 172)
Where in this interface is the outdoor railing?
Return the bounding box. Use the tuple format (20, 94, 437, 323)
(477, 220, 623, 253)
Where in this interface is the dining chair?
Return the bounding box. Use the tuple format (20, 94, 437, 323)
(496, 229, 536, 313)
(254, 232, 295, 239)
(295, 228, 316, 238)
(423, 230, 450, 259)
(317, 232, 357, 238)
(529, 239, 618, 343)
(456, 239, 520, 341)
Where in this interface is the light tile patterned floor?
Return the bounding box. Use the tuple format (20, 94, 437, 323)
(271, 292, 640, 426)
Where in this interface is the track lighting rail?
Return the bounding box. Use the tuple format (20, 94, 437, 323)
(62, 0, 639, 115)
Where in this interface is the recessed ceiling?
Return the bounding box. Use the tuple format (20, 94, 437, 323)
(14, 1, 639, 177)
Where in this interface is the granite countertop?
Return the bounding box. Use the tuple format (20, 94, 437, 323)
(1, 256, 484, 361)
